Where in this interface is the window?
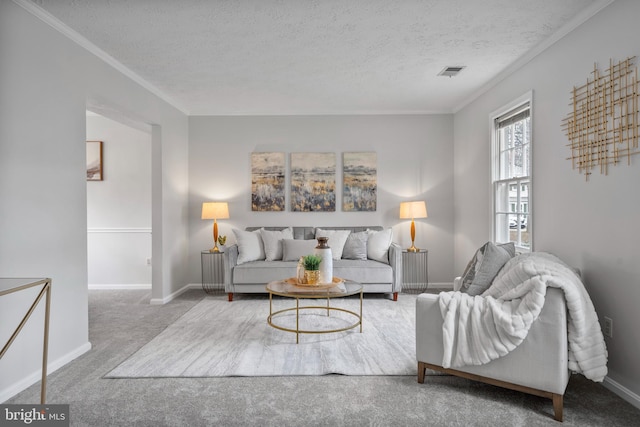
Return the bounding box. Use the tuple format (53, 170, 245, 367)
(493, 96, 531, 250)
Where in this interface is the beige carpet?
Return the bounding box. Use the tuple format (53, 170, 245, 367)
(105, 293, 418, 378)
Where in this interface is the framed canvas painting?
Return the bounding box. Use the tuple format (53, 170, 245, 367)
(86, 140, 103, 181)
(251, 152, 285, 211)
(343, 152, 377, 211)
(291, 152, 336, 212)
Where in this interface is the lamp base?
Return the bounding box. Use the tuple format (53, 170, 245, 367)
(407, 245, 420, 252)
(211, 220, 220, 253)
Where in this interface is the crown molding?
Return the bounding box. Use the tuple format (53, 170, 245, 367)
(452, 0, 615, 113)
(188, 109, 453, 117)
(12, 0, 189, 115)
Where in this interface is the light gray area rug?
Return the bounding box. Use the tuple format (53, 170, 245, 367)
(106, 294, 417, 378)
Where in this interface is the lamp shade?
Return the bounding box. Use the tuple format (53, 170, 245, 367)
(201, 202, 229, 220)
(399, 201, 427, 219)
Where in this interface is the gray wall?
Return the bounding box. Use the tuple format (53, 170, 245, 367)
(188, 114, 455, 285)
(86, 114, 152, 287)
(454, 0, 640, 402)
(0, 1, 188, 401)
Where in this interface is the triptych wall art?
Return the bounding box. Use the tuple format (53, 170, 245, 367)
(250, 152, 377, 212)
(251, 152, 285, 211)
(291, 152, 336, 212)
(342, 152, 377, 212)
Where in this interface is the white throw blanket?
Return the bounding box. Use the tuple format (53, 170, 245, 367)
(439, 252, 608, 382)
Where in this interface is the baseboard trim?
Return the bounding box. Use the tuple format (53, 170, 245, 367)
(0, 341, 92, 403)
(603, 376, 640, 410)
(150, 283, 201, 305)
(88, 284, 152, 290)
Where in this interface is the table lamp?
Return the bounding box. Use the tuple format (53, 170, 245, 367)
(202, 202, 229, 252)
(399, 201, 427, 252)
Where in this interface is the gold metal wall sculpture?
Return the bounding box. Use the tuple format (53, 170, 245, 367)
(562, 57, 639, 180)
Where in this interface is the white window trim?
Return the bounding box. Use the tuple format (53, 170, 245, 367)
(490, 91, 533, 252)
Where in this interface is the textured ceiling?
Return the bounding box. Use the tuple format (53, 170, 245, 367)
(29, 0, 606, 115)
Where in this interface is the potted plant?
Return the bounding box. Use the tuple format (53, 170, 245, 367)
(302, 254, 322, 285)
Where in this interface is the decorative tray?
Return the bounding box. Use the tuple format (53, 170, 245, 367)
(284, 276, 344, 289)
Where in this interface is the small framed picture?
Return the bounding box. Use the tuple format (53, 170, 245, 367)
(86, 140, 103, 181)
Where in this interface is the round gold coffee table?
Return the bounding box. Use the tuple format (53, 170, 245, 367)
(266, 280, 363, 344)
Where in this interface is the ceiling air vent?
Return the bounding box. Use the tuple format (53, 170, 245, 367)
(438, 66, 466, 77)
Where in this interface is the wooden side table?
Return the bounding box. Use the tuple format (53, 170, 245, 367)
(402, 250, 429, 293)
(201, 251, 225, 294)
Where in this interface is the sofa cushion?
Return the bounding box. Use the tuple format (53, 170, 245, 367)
(260, 227, 293, 261)
(342, 231, 369, 260)
(233, 261, 299, 283)
(315, 228, 351, 259)
(460, 241, 515, 296)
(232, 259, 393, 284)
(282, 239, 317, 261)
(366, 228, 392, 264)
(333, 259, 393, 283)
(233, 228, 265, 265)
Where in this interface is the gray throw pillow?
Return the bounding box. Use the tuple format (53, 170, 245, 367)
(282, 239, 318, 261)
(460, 242, 515, 296)
(342, 231, 369, 260)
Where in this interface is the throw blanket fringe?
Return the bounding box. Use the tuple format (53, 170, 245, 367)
(439, 252, 607, 382)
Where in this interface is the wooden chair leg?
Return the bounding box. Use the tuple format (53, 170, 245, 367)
(227, 293, 233, 302)
(552, 394, 563, 422)
(417, 362, 426, 384)
(393, 292, 398, 301)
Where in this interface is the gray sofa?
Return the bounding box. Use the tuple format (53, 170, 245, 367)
(223, 226, 402, 301)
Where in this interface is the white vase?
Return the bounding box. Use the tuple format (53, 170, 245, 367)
(314, 237, 333, 284)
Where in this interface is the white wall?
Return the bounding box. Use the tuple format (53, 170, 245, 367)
(86, 114, 152, 287)
(0, 1, 188, 401)
(188, 114, 455, 285)
(454, 0, 640, 403)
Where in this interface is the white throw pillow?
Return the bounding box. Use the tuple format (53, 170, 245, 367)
(314, 228, 351, 260)
(282, 239, 318, 261)
(366, 228, 392, 264)
(260, 227, 293, 261)
(232, 229, 265, 265)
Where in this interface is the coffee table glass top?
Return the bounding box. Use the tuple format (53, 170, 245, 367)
(266, 280, 362, 298)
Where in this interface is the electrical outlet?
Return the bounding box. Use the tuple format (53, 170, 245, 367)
(146, 258, 152, 266)
(603, 316, 613, 338)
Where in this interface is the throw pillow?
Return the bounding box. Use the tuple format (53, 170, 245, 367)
(342, 231, 369, 260)
(232, 228, 265, 265)
(314, 229, 351, 260)
(282, 239, 318, 261)
(366, 228, 393, 264)
(460, 241, 515, 296)
(260, 227, 293, 261)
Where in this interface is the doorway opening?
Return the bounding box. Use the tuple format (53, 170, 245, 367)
(86, 110, 152, 291)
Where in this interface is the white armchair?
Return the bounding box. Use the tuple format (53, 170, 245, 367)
(416, 286, 569, 422)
